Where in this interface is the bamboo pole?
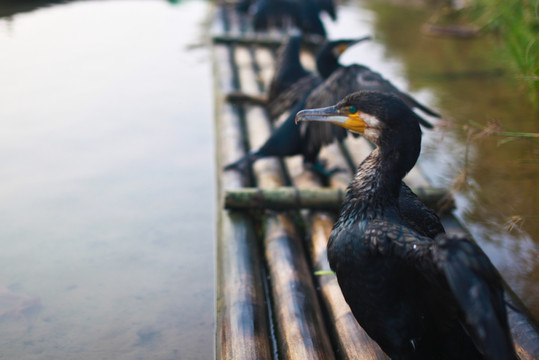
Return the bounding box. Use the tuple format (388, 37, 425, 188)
(238, 43, 336, 360)
(225, 187, 344, 210)
(224, 186, 452, 211)
(213, 9, 273, 357)
(212, 34, 324, 49)
(264, 214, 335, 359)
(506, 295, 539, 360)
(216, 211, 273, 360)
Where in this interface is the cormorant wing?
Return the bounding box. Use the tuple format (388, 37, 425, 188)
(377, 224, 516, 360)
(269, 74, 322, 119)
(398, 182, 445, 238)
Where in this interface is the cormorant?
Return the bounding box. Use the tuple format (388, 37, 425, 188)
(251, 0, 327, 37)
(268, 35, 370, 120)
(224, 37, 366, 172)
(295, 90, 517, 360)
(225, 54, 439, 175)
(266, 34, 311, 109)
(293, 64, 438, 164)
(314, 0, 336, 21)
(224, 35, 369, 119)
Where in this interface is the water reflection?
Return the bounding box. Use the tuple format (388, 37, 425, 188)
(0, 1, 213, 359)
(328, 0, 538, 319)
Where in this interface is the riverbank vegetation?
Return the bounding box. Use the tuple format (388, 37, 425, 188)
(443, 0, 538, 105)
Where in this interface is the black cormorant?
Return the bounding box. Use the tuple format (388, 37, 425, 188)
(314, 0, 336, 21)
(293, 64, 439, 165)
(225, 55, 439, 175)
(266, 34, 311, 109)
(251, 0, 327, 37)
(295, 90, 517, 360)
(224, 37, 367, 172)
(268, 36, 369, 120)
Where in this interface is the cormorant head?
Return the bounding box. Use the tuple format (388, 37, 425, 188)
(316, 36, 370, 78)
(295, 90, 422, 158)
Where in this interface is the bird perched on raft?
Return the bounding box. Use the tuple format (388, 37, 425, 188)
(225, 44, 440, 176)
(225, 34, 370, 120)
(266, 34, 311, 107)
(223, 37, 368, 173)
(268, 34, 370, 120)
(248, 0, 328, 37)
(295, 90, 518, 360)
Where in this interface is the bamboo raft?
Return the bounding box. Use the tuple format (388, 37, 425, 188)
(211, 3, 539, 359)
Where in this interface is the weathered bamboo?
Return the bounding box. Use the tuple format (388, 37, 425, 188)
(224, 186, 452, 211)
(264, 214, 335, 359)
(216, 211, 273, 360)
(237, 43, 336, 359)
(213, 34, 324, 49)
(506, 294, 539, 360)
(225, 187, 344, 210)
(213, 13, 273, 358)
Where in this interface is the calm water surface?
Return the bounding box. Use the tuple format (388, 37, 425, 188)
(327, 0, 538, 319)
(0, 1, 214, 359)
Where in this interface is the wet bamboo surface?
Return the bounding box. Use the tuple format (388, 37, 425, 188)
(212, 3, 539, 360)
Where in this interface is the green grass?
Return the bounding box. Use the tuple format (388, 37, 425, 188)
(468, 0, 539, 105)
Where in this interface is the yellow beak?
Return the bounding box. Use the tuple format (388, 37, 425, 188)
(295, 105, 366, 134)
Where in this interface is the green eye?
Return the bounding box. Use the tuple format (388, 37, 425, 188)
(349, 106, 357, 114)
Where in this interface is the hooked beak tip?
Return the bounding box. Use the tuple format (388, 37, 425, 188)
(294, 109, 306, 125)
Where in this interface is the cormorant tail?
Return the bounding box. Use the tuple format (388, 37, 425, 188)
(223, 151, 261, 172)
(225, 91, 267, 106)
(398, 91, 441, 124)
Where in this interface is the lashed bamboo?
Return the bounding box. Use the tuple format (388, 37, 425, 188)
(214, 4, 539, 359)
(506, 295, 539, 360)
(224, 186, 452, 211)
(213, 8, 273, 358)
(213, 34, 324, 49)
(237, 44, 336, 359)
(216, 211, 273, 360)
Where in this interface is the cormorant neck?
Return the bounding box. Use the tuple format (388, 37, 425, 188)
(340, 139, 419, 222)
(283, 43, 306, 76)
(316, 50, 340, 79)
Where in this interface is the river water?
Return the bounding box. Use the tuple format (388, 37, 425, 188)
(0, 0, 537, 359)
(0, 1, 214, 359)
